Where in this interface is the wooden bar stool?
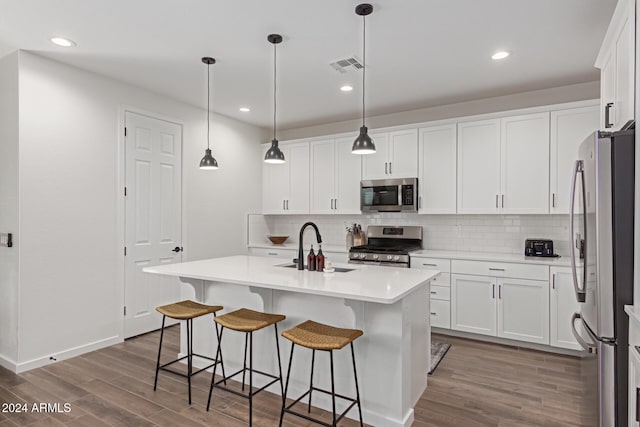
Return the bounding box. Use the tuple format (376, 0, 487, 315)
(279, 320, 364, 427)
(206, 308, 286, 426)
(154, 300, 225, 405)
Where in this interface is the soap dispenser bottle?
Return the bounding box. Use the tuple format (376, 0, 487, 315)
(316, 245, 325, 272)
(307, 244, 316, 271)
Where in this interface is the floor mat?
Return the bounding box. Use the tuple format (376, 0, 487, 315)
(429, 341, 451, 375)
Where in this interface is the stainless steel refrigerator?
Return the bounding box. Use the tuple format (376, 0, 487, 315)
(569, 127, 635, 427)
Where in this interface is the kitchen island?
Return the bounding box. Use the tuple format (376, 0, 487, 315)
(144, 255, 438, 427)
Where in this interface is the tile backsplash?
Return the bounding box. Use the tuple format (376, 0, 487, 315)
(248, 213, 576, 256)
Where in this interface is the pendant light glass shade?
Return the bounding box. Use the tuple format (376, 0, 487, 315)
(200, 57, 219, 170)
(352, 4, 376, 155)
(264, 34, 285, 164)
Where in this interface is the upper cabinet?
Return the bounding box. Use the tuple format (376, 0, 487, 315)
(262, 142, 310, 215)
(458, 113, 550, 214)
(362, 129, 418, 180)
(595, 0, 635, 131)
(549, 105, 599, 214)
(310, 136, 362, 214)
(418, 124, 457, 214)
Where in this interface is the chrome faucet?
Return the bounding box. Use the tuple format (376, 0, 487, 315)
(298, 222, 322, 270)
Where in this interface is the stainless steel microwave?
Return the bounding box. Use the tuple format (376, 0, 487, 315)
(360, 178, 418, 212)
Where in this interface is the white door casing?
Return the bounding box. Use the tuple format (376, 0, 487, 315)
(124, 112, 182, 338)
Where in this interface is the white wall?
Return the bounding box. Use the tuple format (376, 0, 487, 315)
(13, 51, 266, 369)
(0, 52, 19, 367)
(279, 81, 600, 140)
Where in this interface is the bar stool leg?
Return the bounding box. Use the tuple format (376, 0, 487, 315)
(207, 326, 225, 411)
(351, 342, 364, 427)
(154, 315, 166, 391)
(249, 331, 253, 427)
(186, 318, 192, 404)
(308, 349, 316, 413)
(213, 313, 227, 385)
(274, 323, 284, 400)
(330, 350, 337, 426)
(279, 343, 295, 427)
(242, 332, 248, 391)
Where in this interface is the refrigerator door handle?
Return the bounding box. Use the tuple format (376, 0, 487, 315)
(569, 160, 587, 303)
(570, 312, 597, 354)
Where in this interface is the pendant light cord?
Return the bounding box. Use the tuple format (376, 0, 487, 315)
(207, 62, 211, 150)
(273, 42, 277, 141)
(362, 14, 366, 127)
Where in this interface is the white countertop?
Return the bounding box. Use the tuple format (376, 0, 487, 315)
(143, 255, 438, 304)
(249, 242, 348, 253)
(411, 249, 576, 267)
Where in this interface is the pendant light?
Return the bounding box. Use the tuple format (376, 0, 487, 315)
(264, 34, 285, 164)
(200, 57, 219, 170)
(352, 3, 376, 155)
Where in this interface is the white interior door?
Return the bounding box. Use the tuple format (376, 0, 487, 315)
(124, 111, 182, 338)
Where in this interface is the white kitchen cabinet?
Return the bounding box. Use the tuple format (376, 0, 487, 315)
(310, 137, 362, 215)
(430, 299, 451, 329)
(497, 277, 549, 345)
(452, 261, 550, 345)
(596, 0, 635, 131)
(500, 113, 550, 214)
(362, 129, 418, 180)
(549, 105, 599, 214)
(249, 247, 297, 260)
(550, 266, 582, 350)
(457, 119, 501, 213)
(412, 257, 452, 329)
(629, 346, 640, 427)
(451, 274, 497, 336)
(458, 114, 550, 214)
(418, 124, 457, 214)
(262, 142, 310, 215)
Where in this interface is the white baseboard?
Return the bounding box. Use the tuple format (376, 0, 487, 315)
(14, 335, 122, 374)
(0, 354, 17, 372)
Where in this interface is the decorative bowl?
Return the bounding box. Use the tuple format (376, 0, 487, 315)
(267, 235, 289, 245)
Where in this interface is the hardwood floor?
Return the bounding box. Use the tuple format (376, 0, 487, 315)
(0, 329, 587, 426)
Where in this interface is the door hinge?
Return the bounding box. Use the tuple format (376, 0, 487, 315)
(124, 247, 127, 256)
(124, 306, 127, 316)
(124, 127, 127, 137)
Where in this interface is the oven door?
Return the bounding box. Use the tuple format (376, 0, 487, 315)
(348, 260, 409, 268)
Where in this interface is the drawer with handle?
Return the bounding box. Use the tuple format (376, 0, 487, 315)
(429, 285, 451, 301)
(451, 259, 548, 281)
(249, 247, 297, 259)
(410, 257, 451, 272)
(430, 299, 451, 329)
(429, 272, 451, 287)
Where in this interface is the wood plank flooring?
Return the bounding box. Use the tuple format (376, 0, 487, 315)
(0, 329, 587, 426)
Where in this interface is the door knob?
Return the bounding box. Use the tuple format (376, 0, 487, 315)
(172, 246, 183, 253)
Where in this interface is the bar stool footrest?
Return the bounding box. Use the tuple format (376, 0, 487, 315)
(158, 353, 223, 379)
(213, 367, 281, 398)
(283, 386, 358, 426)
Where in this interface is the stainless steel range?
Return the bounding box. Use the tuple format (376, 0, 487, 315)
(348, 225, 423, 268)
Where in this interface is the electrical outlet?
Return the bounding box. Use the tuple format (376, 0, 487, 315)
(0, 233, 12, 247)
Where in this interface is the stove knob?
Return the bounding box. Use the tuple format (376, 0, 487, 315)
(372, 254, 379, 260)
(360, 253, 367, 259)
(386, 255, 393, 260)
(393, 255, 400, 261)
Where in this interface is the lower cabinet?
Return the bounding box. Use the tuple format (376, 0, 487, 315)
(550, 266, 582, 350)
(248, 247, 296, 260)
(451, 273, 550, 345)
(629, 346, 640, 427)
(430, 299, 451, 329)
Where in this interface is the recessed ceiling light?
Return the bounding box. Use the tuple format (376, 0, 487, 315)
(340, 85, 353, 92)
(491, 51, 510, 60)
(239, 107, 251, 112)
(50, 36, 76, 47)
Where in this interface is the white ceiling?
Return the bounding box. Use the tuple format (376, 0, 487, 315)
(0, 0, 616, 130)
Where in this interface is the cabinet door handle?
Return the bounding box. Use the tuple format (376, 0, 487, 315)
(430, 312, 437, 316)
(498, 284, 502, 299)
(605, 102, 614, 129)
(330, 199, 334, 210)
(636, 387, 640, 422)
(552, 273, 556, 290)
(422, 263, 437, 267)
(489, 268, 505, 271)
(492, 284, 495, 299)
(283, 200, 286, 210)
(334, 198, 337, 210)
(389, 162, 392, 175)
(430, 291, 437, 294)
(286, 200, 289, 210)
(501, 194, 504, 208)
(418, 196, 422, 209)
(552, 193, 556, 208)
(496, 194, 499, 208)
(385, 162, 388, 174)
(267, 252, 277, 256)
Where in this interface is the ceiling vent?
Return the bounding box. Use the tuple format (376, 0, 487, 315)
(329, 57, 363, 74)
